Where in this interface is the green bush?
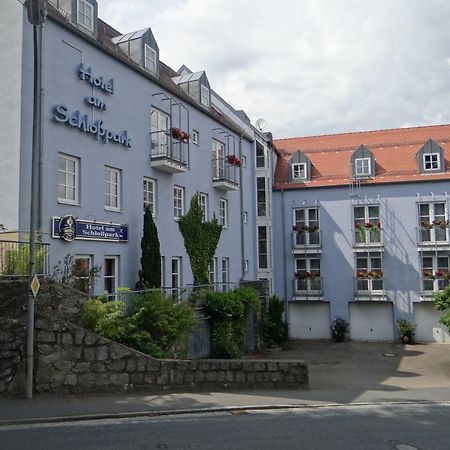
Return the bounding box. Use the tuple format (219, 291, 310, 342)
(260, 296, 288, 348)
(1, 240, 46, 276)
(81, 290, 196, 358)
(435, 285, 450, 331)
(203, 287, 259, 358)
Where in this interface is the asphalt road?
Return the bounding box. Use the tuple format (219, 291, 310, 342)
(1, 403, 449, 450)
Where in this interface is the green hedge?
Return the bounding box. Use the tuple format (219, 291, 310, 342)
(260, 296, 288, 348)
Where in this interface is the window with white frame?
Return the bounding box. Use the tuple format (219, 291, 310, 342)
(58, 154, 79, 205)
(353, 204, 381, 244)
(258, 226, 268, 269)
(356, 254, 383, 292)
(73, 255, 92, 294)
(241, 155, 247, 168)
(191, 130, 199, 145)
(292, 163, 306, 180)
(422, 255, 449, 293)
(293, 207, 320, 246)
(144, 44, 157, 73)
(77, 0, 94, 31)
(200, 85, 210, 107)
(295, 257, 321, 293)
(198, 193, 208, 222)
(219, 198, 228, 228)
(243, 260, 249, 273)
(212, 139, 225, 179)
(243, 211, 248, 224)
(221, 258, 229, 292)
(355, 158, 371, 176)
(104, 256, 118, 295)
(171, 257, 181, 290)
(161, 256, 165, 287)
(173, 186, 184, 220)
(423, 153, 440, 171)
(419, 202, 448, 243)
(257, 177, 267, 216)
(256, 143, 265, 168)
(208, 258, 217, 284)
(143, 177, 156, 214)
(104, 166, 120, 211)
(150, 108, 170, 156)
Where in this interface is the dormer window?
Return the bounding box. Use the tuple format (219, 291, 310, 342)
(355, 158, 371, 177)
(144, 44, 157, 74)
(77, 0, 94, 32)
(292, 163, 307, 180)
(423, 153, 440, 171)
(201, 85, 210, 107)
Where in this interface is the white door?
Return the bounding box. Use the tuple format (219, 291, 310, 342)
(414, 302, 450, 343)
(289, 302, 330, 339)
(349, 303, 394, 341)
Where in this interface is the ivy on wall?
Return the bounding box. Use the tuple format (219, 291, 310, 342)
(178, 194, 222, 285)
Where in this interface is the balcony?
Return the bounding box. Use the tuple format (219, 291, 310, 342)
(419, 275, 449, 300)
(353, 225, 383, 250)
(292, 276, 324, 301)
(416, 225, 449, 250)
(212, 157, 238, 191)
(354, 275, 386, 301)
(292, 229, 322, 254)
(150, 130, 188, 174)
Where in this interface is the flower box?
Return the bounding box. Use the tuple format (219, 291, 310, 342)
(226, 154, 241, 166)
(171, 127, 190, 142)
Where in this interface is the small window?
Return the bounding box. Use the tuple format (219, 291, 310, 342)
(243, 211, 248, 224)
(243, 260, 249, 273)
(241, 155, 247, 168)
(104, 166, 121, 211)
(221, 258, 229, 292)
(256, 144, 265, 168)
(200, 85, 210, 107)
(173, 186, 184, 220)
(77, 0, 94, 32)
(423, 153, 440, 171)
(58, 154, 79, 205)
(355, 158, 371, 176)
(143, 177, 156, 214)
(104, 256, 119, 295)
(171, 257, 182, 290)
(219, 198, 228, 228)
(192, 130, 199, 145)
(198, 193, 208, 222)
(208, 258, 217, 284)
(144, 44, 157, 74)
(292, 163, 307, 180)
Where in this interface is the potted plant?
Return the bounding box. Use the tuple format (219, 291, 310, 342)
(421, 221, 433, 230)
(331, 316, 349, 342)
(226, 154, 241, 166)
(396, 319, 416, 344)
(293, 224, 309, 234)
(171, 127, 190, 142)
(433, 219, 449, 230)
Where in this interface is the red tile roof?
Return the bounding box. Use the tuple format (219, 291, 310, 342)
(273, 124, 450, 190)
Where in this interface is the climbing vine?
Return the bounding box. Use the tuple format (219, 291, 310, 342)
(178, 194, 222, 285)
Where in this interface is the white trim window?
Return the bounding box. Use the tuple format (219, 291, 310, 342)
(295, 257, 321, 293)
(77, 0, 94, 32)
(257, 176, 267, 216)
(292, 162, 307, 180)
(199, 193, 208, 222)
(171, 257, 182, 290)
(221, 258, 229, 292)
(208, 258, 217, 284)
(212, 139, 225, 179)
(256, 143, 265, 168)
(419, 202, 447, 243)
(241, 155, 247, 168)
(356, 255, 383, 292)
(74, 255, 92, 294)
(104, 256, 118, 295)
(191, 130, 199, 145)
(143, 177, 156, 214)
(355, 158, 371, 177)
(423, 153, 440, 171)
(200, 85, 210, 107)
(219, 198, 228, 228)
(144, 44, 157, 74)
(422, 255, 449, 293)
(150, 108, 170, 156)
(243, 211, 248, 224)
(104, 166, 121, 211)
(173, 186, 184, 220)
(58, 154, 79, 205)
(258, 226, 268, 269)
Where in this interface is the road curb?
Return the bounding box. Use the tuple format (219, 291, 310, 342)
(1, 400, 450, 426)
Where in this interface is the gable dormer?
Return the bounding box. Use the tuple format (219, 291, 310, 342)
(351, 145, 375, 179)
(49, 0, 98, 36)
(172, 68, 211, 109)
(416, 139, 445, 174)
(112, 28, 159, 76)
(288, 150, 311, 182)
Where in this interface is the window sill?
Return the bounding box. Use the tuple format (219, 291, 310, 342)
(58, 199, 80, 207)
(104, 207, 122, 213)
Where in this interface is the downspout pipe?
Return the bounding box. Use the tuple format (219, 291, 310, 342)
(281, 189, 289, 323)
(239, 135, 245, 280)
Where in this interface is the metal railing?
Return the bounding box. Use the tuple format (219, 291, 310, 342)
(0, 240, 50, 277)
(353, 227, 383, 247)
(150, 130, 188, 166)
(211, 157, 239, 184)
(292, 230, 322, 249)
(420, 276, 449, 298)
(354, 276, 386, 300)
(292, 277, 323, 299)
(416, 226, 449, 246)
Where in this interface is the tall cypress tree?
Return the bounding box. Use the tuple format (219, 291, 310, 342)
(138, 206, 161, 288)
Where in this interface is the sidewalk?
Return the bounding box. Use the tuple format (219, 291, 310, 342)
(2, 341, 450, 425)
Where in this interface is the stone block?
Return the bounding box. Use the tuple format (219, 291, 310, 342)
(95, 373, 109, 386)
(144, 373, 155, 384)
(126, 359, 136, 372)
(194, 371, 205, 382)
(54, 360, 73, 372)
(73, 362, 90, 373)
(35, 318, 50, 330)
(108, 360, 126, 371)
(64, 374, 77, 386)
(74, 330, 85, 345)
(217, 371, 225, 382)
(96, 346, 109, 361)
(130, 373, 144, 384)
(225, 371, 234, 382)
(78, 373, 96, 386)
(110, 373, 129, 385)
(37, 331, 55, 343)
(38, 344, 55, 355)
(93, 362, 106, 373)
(147, 360, 160, 372)
(156, 373, 169, 385)
(254, 362, 266, 372)
(220, 361, 230, 370)
(267, 362, 278, 372)
(184, 372, 194, 383)
(242, 362, 254, 372)
(111, 345, 131, 360)
(62, 347, 82, 360)
(235, 372, 246, 383)
(40, 351, 61, 365)
(278, 362, 290, 372)
(175, 361, 189, 372)
(61, 333, 73, 345)
(231, 362, 242, 370)
(256, 372, 264, 382)
(246, 372, 255, 383)
(84, 348, 96, 361)
(205, 371, 217, 382)
(84, 334, 98, 346)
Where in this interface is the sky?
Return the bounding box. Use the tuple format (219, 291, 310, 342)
(96, 0, 450, 139)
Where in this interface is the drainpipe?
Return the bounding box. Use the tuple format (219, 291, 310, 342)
(239, 135, 245, 280)
(281, 189, 289, 323)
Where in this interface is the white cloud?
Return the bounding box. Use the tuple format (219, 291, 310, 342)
(96, 0, 450, 138)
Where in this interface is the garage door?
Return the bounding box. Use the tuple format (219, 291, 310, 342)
(349, 302, 394, 341)
(414, 302, 450, 343)
(289, 302, 330, 339)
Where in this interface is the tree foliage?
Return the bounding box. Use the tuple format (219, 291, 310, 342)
(178, 194, 222, 285)
(260, 296, 288, 348)
(435, 285, 450, 331)
(138, 206, 161, 288)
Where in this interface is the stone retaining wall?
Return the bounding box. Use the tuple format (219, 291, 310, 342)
(1, 280, 308, 395)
